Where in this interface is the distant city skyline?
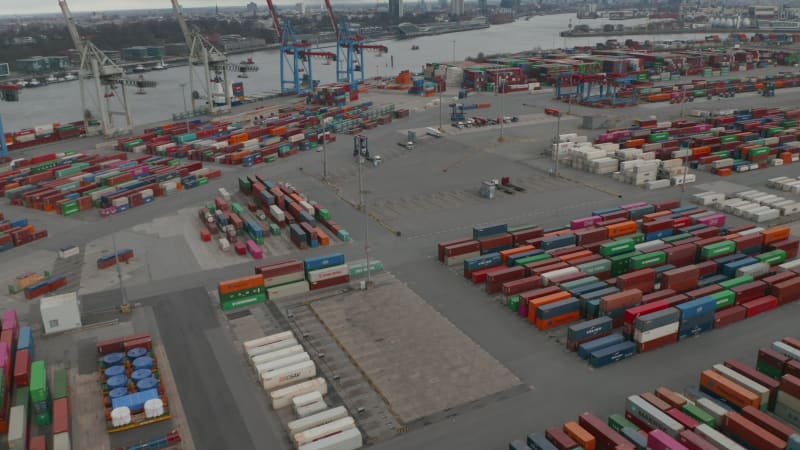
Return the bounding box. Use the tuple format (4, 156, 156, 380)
(2, 0, 381, 16)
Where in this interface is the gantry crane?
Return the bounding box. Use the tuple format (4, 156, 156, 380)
(60, 0, 156, 137)
(323, 0, 388, 91)
(171, 0, 257, 115)
(0, 84, 21, 156)
(266, 0, 334, 95)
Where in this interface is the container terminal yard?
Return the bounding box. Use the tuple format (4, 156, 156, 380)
(4, 23, 800, 450)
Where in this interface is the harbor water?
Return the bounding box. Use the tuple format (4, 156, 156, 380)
(0, 13, 708, 131)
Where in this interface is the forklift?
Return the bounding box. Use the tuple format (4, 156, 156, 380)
(353, 135, 382, 167)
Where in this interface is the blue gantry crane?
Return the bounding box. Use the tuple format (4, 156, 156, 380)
(324, 0, 387, 91)
(267, 0, 334, 95)
(0, 84, 21, 157)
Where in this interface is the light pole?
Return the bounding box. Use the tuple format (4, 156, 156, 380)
(111, 233, 128, 308)
(438, 66, 449, 132)
(354, 135, 371, 287)
(498, 79, 506, 142)
(320, 130, 328, 181)
(452, 40, 456, 64)
(179, 83, 189, 129)
(545, 107, 562, 177)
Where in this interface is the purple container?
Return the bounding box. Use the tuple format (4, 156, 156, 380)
(570, 216, 601, 230)
(621, 202, 648, 210)
(647, 430, 688, 450)
(2, 309, 18, 339)
(698, 214, 726, 227)
(518, 298, 529, 317)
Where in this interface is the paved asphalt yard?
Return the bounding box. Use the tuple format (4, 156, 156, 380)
(3, 69, 800, 450)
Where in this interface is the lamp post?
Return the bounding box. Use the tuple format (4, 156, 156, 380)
(545, 107, 562, 177)
(111, 233, 128, 308)
(179, 83, 189, 129)
(498, 79, 506, 142)
(438, 66, 449, 132)
(452, 40, 456, 64)
(354, 135, 371, 287)
(320, 130, 328, 181)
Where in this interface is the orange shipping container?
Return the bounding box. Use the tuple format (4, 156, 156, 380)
(643, 211, 672, 222)
(316, 227, 330, 246)
(500, 245, 536, 263)
(527, 290, 571, 323)
(559, 250, 594, 262)
(699, 370, 760, 410)
(218, 274, 264, 295)
(781, 152, 793, 164)
(762, 226, 791, 245)
(606, 221, 638, 238)
(625, 138, 646, 149)
(647, 93, 671, 102)
(229, 132, 249, 144)
(536, 310, 580, 331)
(543, 229, 572, 238)
(564, 421, 597, 450)
(717, 168, 732, 176)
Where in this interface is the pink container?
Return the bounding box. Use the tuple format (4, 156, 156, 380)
(621, 202, 648, 210)
(518, 299, 529, 317)
(2, 309, 18, 340)
(246, 240, 263, 259)
(648, 430, 688, 450)
(570, 216, 601, 230)
(697, 214, 726, 227)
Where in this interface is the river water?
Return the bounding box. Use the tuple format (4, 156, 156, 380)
(0, 13, 709, 131)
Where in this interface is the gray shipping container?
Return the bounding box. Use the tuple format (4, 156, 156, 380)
(567, 316, 613, 341)
(54, 432, 72, 450)
(634, 307, 680, 331)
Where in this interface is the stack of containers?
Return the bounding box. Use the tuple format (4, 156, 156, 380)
(304, 253, 350, 291)
(244, 331, 318, 393)
(438, 200, 800, 367)
(256, 259, 309, 301)
(30, 360, 50, 425)
(217, 275, 267, 310)
(52, 367, 70, 444)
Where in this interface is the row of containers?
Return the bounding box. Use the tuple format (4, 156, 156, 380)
(0, 151, 219, 216)
(243, 330, 363, 450)
(114, 102, 407, 166)
(590, 107, 800, 177)
(436, 200, 800, 368)
(1, 309, 72, 450)
(95, 332, 169, 432)
(509, 337, 800, 450)
(198, 178, 350, 258)
(4, 120, 89, 152)
(217, 253, 383, 310)
(97, 249, 134, 270)
(0, 215, 48, 252)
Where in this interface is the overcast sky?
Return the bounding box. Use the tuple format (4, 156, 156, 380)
(4, 0, 365, 16)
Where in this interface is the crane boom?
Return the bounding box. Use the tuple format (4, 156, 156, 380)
(323, 0, 339, 38)
(170, 0, 195, 52)
(265, 0, 284, 44)
(59, 0, 84, 51)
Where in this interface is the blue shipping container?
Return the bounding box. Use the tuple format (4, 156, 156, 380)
(464, 253, 502, 272)
(10, 218, 28, 228)
(578, 333, 625, 360)
(567, 316, 613, 341)
(677, 296, 717, 320)
(111, 388, 159, 413)
(592, 207, 622, 217)
(721, 257, 759, 277)
(527, 433, 558, 450)
(304, 253, 346, 272)
(645, 229, 674, 241)
(299, 211, 316, 226)
(621, 428, 648, 450)
(679, 319, 714, 340)
(679, 224, 707, 233)
(473, 224, 508, 240)
(715, 253, 748, 266)
(537, 297, 580, 319)
(509, 440, 532, 450)
(628, 205, 655, 219)
(568, 281, 609, 297)
(588, 341, 636, 367)
(17, 326, 33, 359)
(540, 234, 577, 251)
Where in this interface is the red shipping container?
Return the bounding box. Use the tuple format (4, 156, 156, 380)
(642, 289, 677, 304)
(479, 234, 513, 253)
(768, 238, 799, 259)
(549, 246, 584, 258)
(758, 348, 789, 372)
(643, 219, 674, 233)
(13, 349, 29, 387)
(678, 430, 717, 450)
(546, 427, 579, 450)
(527, 261, 569, 276)
(724, 413, 784, 450)
(724, 360, 780, 410)
(574, 228, 608, 245)
(567, 254, 604, 267)
(662, 266, 700, 292)
(616, 269, 656, 294)
(714, 305, 747, 329)
(601, 289, 643, 312)
(731, 281, 768, 304)
(309, 274, 350, 290)
(781, 374, 800, 399)
(600, 210, 629, 222)
(654, 200, 680, 212)
(623, 299, 672, 336)
(637, 332, 678, 353)
(733, 234, 763, 253)
(656, 387, 687, 408)
(771, 278, 800, 304)
(665, 244, 696, 266)
(686, 284, 724, 299)
(728, 224, 756, 234)
(671, 216, 692, 229)
(502, 276, 543, 297)
(641, 392, 672, 411)
(29, 436, 47, 450)
(595, 218, 627, 228)
(578, 413, 634, 450)
(693, 227, 721, 239)
(763, 271, 796, 290)
(123, 336, 152, 352)
(438, 238, 473, 261)
(695, 260, 718, 278)
(667, 408, 700, 430)
(740, 406, 797, 440)
(485, 266, 526, 294)
(53, 397, 69, 434)
(784, 337, 800, 350)
(471, 266, 508, 284)
(511, 228, 544, 246)
(742, 296, 779, 317)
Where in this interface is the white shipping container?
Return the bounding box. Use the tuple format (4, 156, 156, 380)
(772, 341, 800, 362)
(298, 427, 362, 450)
(112, 197, 129, 207)
(53, 432, 72, 450)
(58, 246, 81, 259)
(712, 364, 769, 407)
(218, 238, 231, 251)
(541, 267, 579, 285)
(779, 259, 800, 271)
(264, 271, 306, 288)
(271, 377, 328, 410)
(7, 405, 26, 450)
(695, 424, 744, 450)
(270, 205, 286, 222)
(40, 292, 82, 335)
(777, 391, 800, 411)
(296, 400, 329, 419)
(251, 345, 304, 367)
(635, 240, 664, 251)
(140, 189, 154, 198)
(244, 331, 295, 351)
(445, 251, 480, 267)
(295, 417, 356, 446)
(262, 360, 316, 391)
(737, 227, 765, 236)
(695, 400, 728, 428)
(267, 280, 310, 300)
(256, 352, 310, 376)
(308, 265, 350, 283)
(247, 337, 299, 359)
(634, 322, 679, 343)
(289, 133, 305, 143)
(292, 391, 324, 409)
(35, 124, 55, 136)
(300, 200, 314, 215)
(288, 406, 349, 436)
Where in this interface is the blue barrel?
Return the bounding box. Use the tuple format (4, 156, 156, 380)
(104, 365, 126, 378)
(102, 352, 125, 367)
(107, 375, 128, 389)
(109, 387, 129, 399)
(132, 356, 154, 370)
(136, 377, 160, 392)
(127, 347, 148, 359)
(131, 369, 151, 382)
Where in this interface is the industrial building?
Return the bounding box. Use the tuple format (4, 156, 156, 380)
(450, 0, 464, 16)
(15, 56, 69, 74)
(121, 46, 165, 61)
(390, 0, 404, 19)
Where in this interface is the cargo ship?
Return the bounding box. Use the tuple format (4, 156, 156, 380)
(489, 13, 514, 25)
(397, 17, 490, 39)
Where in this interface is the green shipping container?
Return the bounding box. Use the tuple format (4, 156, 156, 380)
(720, 135, 739, 144)
(198, 177, 209, 185)
(757, 360, 783, 379)
(246, 230, 264, 245)
(515, 253, 552, 266)
(30, 361, 47, 403)
(232, 203, 245, 215)
(600, 239, 636, 257)
(629, 251, 667, 270)
(700, 241, 736, 260)
(61, 201, 79, 216)
(35, 410, 51, 426)
(269, 224, 281, 236)
(509, 296, 520, 312)
(609, 251, 642, 276)
(682, 403, 716, 427)
(767, 127, 784, 136)
(338, 230, 350, 241)
(14, 387, 30, 409)
(711, 290, 736, 310)
(662, 233, 693, 244)
(756, 249, 787, 265)
(608, 414, 639, 432)
(219, 286, 266, 302)
(52, 369, 69, 400)
(265, 155, 278, 163)
(693, 89, 707, 97)
(239, 176, 252, 192)
(711, 150, 732, 158)
(560, 276, 600, 291)
(719, 275, 754, 290)
(349, 260, 384, 277)
(221, 293, 267, 310)
(317, 208, 332, 221)
(577, 259, 612, 276)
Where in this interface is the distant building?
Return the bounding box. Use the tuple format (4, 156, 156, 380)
(15, 56, 68, 74)
(68, 48, 122, 65)
(750, 5, 779, 19)
(450, 0, 464, 16)
(11, 36, 36, 46)
(122, 46, 164, 61)
(439, 0, 448, 10)
(390, 0, 404, 18)
(296, 2, 305, 15)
